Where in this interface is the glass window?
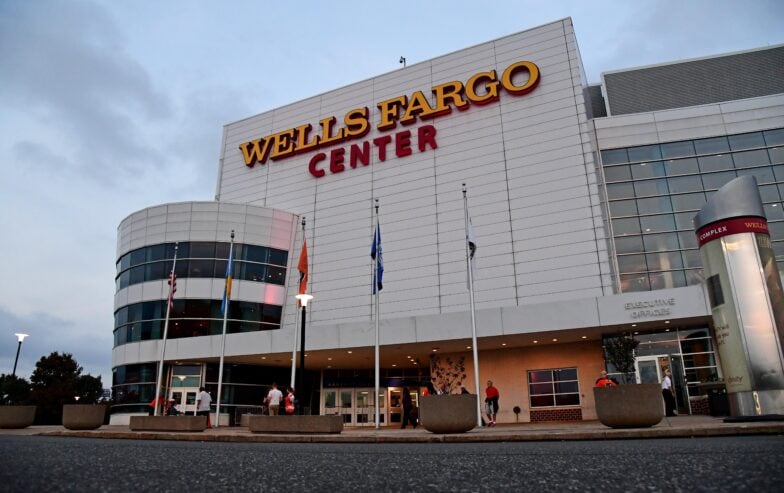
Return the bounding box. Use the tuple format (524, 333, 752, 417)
(190, 242, 215, 258)
(698, 154, 733, 172)
(682, 249, 702, 269)
(620, 273, 650, 292)
(634, 179, 669, 197)
(764, 203, 784, 221)
(262, 305, 283, 324)
(668, 175, 704, 194)
(188, 259, 214, 278)
(685, 269, 704, 286)
(702, 170, 737, 190)
(649, 270, 686, 290)
(660, 141, 696, 159)
(147, 244, 167, 262)
(643, 233, 679, 252)
(268, 249, 288, 266)
(640, 214, 676, 233)
(631, 161, 666, 180)
(614, 236, 644, 254)
(627, 145, 662, 162)
(129, 249, 146, 267)
(603, 165, 631, 182)
(769, 221, 784, 239)
(728, 132, 765, 151)
(609, 200, 637, 217)
(677, 231, 698, 250)
(674, 212, 697, 230)
(214, 242, 230, 259)
(664, 157, 699, 176)
(601, 148, 629, 165)
(612, 217, 641, 236)
(671, 193, 706, 212)
(145, 262, 166, 282)
(646, 252, 684, 271)
(737, 166, 775, 185)
(241, 245, 267, 263)
(129, 265, 145, 285)
(617, 254, 647, 274)
(694, 136, 730, 154)
(733, 149, 770, 168)
(607, 183, 635, 199)
(773, 164, 784, 181)
(770, 147, 784, 165)
(241, 262, 266, 282)
(637, 196, 673, 215)
(760, 184, 781, 202)
(528, 368, 579, 408)
(266, 266, 286, 284)
(764, 128, 784, 146)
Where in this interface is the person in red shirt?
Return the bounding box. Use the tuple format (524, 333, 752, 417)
(594, 370, 618, 388)
(485, 380, 500, 426)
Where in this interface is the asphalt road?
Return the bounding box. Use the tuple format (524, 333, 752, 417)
(1, 435, 782, 492)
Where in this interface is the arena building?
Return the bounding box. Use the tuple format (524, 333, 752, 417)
(111, 18, 784, 425)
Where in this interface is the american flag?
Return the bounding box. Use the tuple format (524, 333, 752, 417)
(167, 271, 177, 309)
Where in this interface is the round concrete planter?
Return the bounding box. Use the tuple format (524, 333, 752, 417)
(594, 384, 664, 428)
(62, 404, 107, 430)
(420, 394, 477, 433)
(0, 405, 37, 429)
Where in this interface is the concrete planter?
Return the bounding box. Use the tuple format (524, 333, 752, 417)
(0, 405, 37, 429)
(62, 404, 107, 430)
(420, 394, 478, 433)
(594, 384, 664, 428)
(129, 415, 208, 432)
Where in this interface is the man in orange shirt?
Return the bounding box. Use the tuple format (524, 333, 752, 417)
(595, 370, 618, 388)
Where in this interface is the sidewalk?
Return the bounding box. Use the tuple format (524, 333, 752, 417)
(2, 415, 783, 443)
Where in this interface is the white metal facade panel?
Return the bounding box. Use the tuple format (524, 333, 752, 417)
(218, 19, 611, 337)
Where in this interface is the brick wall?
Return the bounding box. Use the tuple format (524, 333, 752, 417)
(530, 407, 583, 422)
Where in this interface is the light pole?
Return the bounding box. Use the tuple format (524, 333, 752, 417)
(295, 293, 313, 413)
(11, 333, 29, 377)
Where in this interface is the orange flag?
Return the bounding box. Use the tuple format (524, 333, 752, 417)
(297, 239, 308, 295)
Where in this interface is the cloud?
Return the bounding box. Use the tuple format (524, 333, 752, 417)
(0, 307, 111, 387)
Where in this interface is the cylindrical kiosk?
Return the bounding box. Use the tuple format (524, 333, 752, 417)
(693, 176, 784, 416)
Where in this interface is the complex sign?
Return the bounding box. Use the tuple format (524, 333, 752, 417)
(239, 60, 540, 177)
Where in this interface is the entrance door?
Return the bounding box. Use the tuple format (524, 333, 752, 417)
(388, 388, 403, 425)
(636, 356, 663, 384)
(635, 355, 690, 415)
(169, 387, 199, 415)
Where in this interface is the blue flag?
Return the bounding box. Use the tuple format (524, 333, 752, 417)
(221, 246, 234, 315)
(370, 223, 383, 294)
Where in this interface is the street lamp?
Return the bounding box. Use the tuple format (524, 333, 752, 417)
(11, 333, 29, 377)
(294, 293, 313, 411)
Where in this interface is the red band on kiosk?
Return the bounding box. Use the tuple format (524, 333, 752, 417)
(696, 216, 769, 247)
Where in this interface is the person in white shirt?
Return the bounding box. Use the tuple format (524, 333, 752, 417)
(196, 387, 212, 425)
(266, 382, 283, 415)
(661, 370, 677, 417)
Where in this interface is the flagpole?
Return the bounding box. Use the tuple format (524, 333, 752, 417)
(154, 242, 178, 417)
(373, 200, 381, 430)
(216, 230, 235, 428)
(291, 217, 305, 389)
(463, 184, 482, 428)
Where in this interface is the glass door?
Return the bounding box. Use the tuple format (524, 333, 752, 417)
(169, 388, 199, 415)
(324, 389, 338, 416)
(388, 388, 402, 425)
(339, 390, 353, 425)
(355, 389, 374, 426)
(635, 356, 663, 384)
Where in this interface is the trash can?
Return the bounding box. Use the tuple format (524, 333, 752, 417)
(707, 387, 729, 416)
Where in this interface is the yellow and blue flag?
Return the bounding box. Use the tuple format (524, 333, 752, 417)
(221, 246, 234, 315)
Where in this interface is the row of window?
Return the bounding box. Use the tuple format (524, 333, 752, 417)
(115, 259, 286, 291)
(527, 368, 580, 408)
(601, 129, 784, 165)
(113, 299, 282, 347)
(620, 269, 703, 293)
(117, 241, 288, 274)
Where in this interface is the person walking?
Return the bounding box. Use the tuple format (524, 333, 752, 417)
(401, 386, 413, 429)
(485, 380, 500, 426)
(266, 382, 283, 415)
(285, 387, 296, 415)
(196, 387, 212, 427)
(662, 369, 677, 417)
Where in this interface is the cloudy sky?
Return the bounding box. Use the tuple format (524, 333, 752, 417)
(1, 0, 782, 386)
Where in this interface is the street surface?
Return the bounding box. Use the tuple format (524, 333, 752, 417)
(1, 435, 782, 491)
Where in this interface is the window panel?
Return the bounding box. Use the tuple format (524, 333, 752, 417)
(685, 269, 704, 286)
(631, 161, 666, 179)
(649, 270, 686, 290)
(554, 368, 578, 381)
(603, 165, 631, 182)
(660, 141, 696, 159)
(129, 248, 146, 267)
(702, 170, 737, 190)
(617, 254, 647, 273)
(674, 212, 696, 230)
(529, 383, 553, 395)
(764, 203, 784, 220)
(188, 259, 214, 278)
(737, 166, 775, 184)
(764, 128, 784, 146)
(528, 370, 553, 383)
(640, 214, 676, 233)
(612, 217, 641, 235)
(646, 252, 684, 271)
(637, 196, 673, 214)
(614, 236, 644, 254)
(620, 273, 651, 292)
(668, 175, 704, 194)
(728, 132, 765, 150)
(682, 249, 702, 269)
(554, 394, 580, 406)
(634, 179, 669, 197)
(609, 200, 637, 217)
(770, 147, 784, 165)
(643, 233, 679, 252)
(694, 136, 730, 154)
(671, 193, 706, 212)
(698, 154, 733, 172)
(769, 221, 784, 239)
(607, 182, 635, 199)
(129, 265, 145, 285)
(242, 245, 267, 263)
(530, 395, 555, 407)
(732, 149, 770, 168)
(627, 145, 662, 162)
(266, 266, 286, 285)
(528, 368, 579, 408)
(554, 381, 578, 393)
(601, 149, 629, 165)
(760, 184, 781, 202)
(147, 244, 167, 262)
(664, 157, 699, 176)
(268, 249, 288, 266)
(677, 231, 698, 250)
(189, 242, 215, 258)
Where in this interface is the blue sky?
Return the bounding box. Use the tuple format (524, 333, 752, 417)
(0, 0, 782, 387)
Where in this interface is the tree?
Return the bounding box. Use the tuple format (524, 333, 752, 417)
(0, 374, 31, 405)
(430, 355, 467, 394)
(604, 334, 640, 384)
(28, 352, 103, 424)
